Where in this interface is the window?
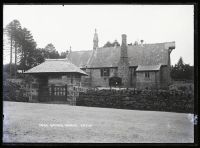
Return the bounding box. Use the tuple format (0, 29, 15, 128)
(100, 68, 110, 77)
(145, 72, 150, 78)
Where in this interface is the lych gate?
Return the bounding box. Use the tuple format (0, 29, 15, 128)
(49, 85, 68, 101)
(24, 59, 88, 104)
(37, 84, 81, 105)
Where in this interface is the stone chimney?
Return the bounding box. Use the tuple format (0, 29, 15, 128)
(118, 34, 130, 88)
(120, 34, 128, 58)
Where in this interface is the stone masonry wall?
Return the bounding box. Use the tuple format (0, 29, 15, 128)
(136, 71, 160, 89)
(89, 68, 118, 87)
(118, 34, 130, 87)
(76, 89, 194, 113)
(160, 66, 171, 89)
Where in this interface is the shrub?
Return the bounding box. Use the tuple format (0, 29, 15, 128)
(3, 80, 29, 102)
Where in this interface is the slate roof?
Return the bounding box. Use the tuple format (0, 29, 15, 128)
(68, 42, 175, 68)
(68, 50, 92, 67)
(24, 59, 88, 75)
(136, 64, 162, 72)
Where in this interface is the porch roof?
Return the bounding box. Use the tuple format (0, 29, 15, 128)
(136, 64, 162, 72)
(24, 59, 88, 76)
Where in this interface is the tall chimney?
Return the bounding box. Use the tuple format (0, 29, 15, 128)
(118, 34, 130, 88)
(120, 34, 128, 58)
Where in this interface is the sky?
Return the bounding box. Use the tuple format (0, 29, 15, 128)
(3, 5, 194, 65)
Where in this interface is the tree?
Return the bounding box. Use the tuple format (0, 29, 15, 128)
(18, 27, 37, 71)
(3, 64, 16, 78)
(4, 20, 38, 73)
(103, 40, 120, 48)
(45, 43, 56, 52)
(112, 40, 120, 46)
(4, 20, 22, 78)
(170, 57, 194, 80)
(60, 51, 68, 58)
(43, 43, 60, 59)
(103, 41, 113, 48)
(177, 57, 184, 68)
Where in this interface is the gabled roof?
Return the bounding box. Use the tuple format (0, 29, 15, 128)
(136, 64, 161, 72)
(24, 59, 88, 75)
(68, 50, 92, 67)
(68, 42, 175, 68)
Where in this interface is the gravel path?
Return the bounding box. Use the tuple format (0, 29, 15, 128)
(3, 101, 194, 143)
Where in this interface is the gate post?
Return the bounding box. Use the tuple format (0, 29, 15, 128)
(65, 84, 67, 100)
(51, 84, 55, 101)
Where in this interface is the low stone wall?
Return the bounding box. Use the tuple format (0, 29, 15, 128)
(76, 89, 194, 113)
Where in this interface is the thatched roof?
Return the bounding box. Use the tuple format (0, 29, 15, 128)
(24, 59, 88, 75)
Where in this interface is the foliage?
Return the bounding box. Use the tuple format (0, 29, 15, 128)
(103, 40, 120, 48)
(3, 64, 16, 77)
(4, 19, 70, 74)
(60, 51, 68, 58)
(4, 19, 22, 49)
(4, 20, 38, 72)
(3, 80, 29, 102)
(43, 43, 60, 59)
(170, 57, 194, 80)
(18, 27, 37, 70)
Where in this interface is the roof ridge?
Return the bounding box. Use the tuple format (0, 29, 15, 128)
(45, 58, 69, 61)
(71, 50, 92, 53)
(127, 41, 175, 47)
(137, 64, 162, 66)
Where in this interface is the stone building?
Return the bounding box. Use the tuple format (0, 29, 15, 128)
(67, 29, 175, 89)
(25, 59, 87, 102)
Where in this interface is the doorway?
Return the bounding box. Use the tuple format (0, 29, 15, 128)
(38, 75, 49, 102)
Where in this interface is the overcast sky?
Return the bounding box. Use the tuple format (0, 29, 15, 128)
(3, 5, 194, 65)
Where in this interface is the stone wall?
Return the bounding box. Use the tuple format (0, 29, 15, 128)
(130, 67, 136, 87)
(160, 66, 171, 89)
(48, 74, 81, 86)
(136, 71, 160, 89)
(85, 68, 118, 87)
(76, 89, 194, 113)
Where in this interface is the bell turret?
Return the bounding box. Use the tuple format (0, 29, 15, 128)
(93, 28, 99, 50)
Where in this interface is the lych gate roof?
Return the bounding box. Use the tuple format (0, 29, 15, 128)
(69, 42, 175, 68)
(24, 59, 88, 75)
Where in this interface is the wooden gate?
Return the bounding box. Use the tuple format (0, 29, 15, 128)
(36, 84, 86, 105)
(49, 85, 68, 102)
(49, 84, 82, 105)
